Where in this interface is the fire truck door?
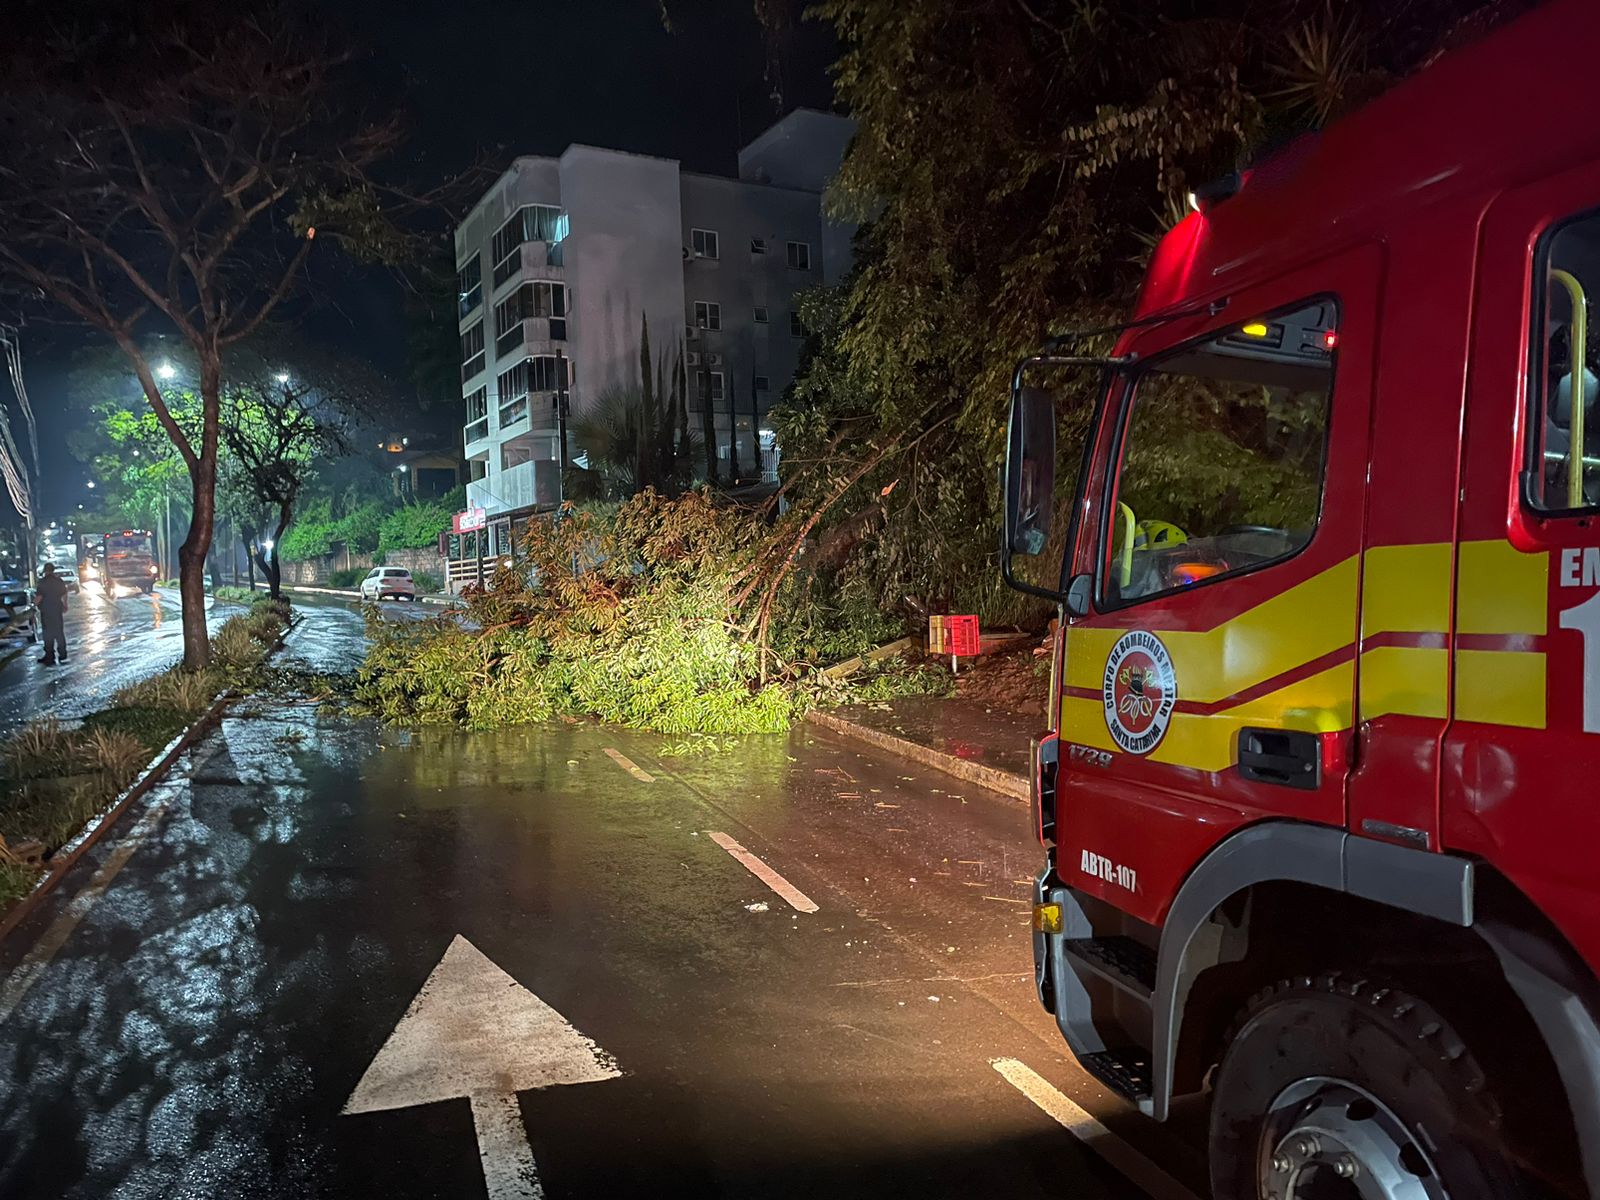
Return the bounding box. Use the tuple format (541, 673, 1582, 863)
(1446, 163, 1600, 973)
(1055, 248, 1381, 927)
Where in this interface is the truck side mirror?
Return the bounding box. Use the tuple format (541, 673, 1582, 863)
(1005, 386, 1056, 556)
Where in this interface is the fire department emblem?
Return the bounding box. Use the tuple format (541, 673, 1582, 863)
(1102, 631, 1177, 755)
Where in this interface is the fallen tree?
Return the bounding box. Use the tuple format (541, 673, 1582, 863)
(352, 490, 948, 733)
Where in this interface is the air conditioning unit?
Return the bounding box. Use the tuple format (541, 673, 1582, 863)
(685, 326, 699, 341)
(708, 353, 724, 366)
(686, 351, 702, 367)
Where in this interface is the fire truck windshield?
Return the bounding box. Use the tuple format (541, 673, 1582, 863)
(1102, 300, 1337, 606)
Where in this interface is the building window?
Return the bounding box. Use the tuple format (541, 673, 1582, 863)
(466, 387, 488, 423)
(786, 241, 811, 271)
(498, 355, 570, 405)
(531, 280, 568, 340)
(1100, 299, 1336, 608)
(458, 254, 482, 319)
(461, 322, 485, 381)
(492, 205, 569, 286)
(691, 228, 719, 259)
(751, 238, 767, 255)
(1532, 208, 1600, 511)
(754, 375, 770, 392)
(789, 311, 804, 338)
(707, 370, 726, 402)
(753, 306, 769, 324)
(694, 301, 721, 331)
(494, 282, 567, 354)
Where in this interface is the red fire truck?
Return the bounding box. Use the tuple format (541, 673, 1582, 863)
(1003, 3, 1600, 1195)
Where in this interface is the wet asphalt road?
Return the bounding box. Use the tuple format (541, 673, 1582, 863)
(0, 603, 1206, 1200)
(0, 587, 241, 733)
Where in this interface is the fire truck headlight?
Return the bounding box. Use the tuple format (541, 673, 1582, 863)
(149, 564, 159, 575)
(1032, 903, 1063, 934)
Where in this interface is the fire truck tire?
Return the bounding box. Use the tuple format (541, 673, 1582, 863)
(1210, 973, 1526, 1199)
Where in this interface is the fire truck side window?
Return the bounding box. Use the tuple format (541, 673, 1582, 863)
(1532, 211, 1600, 511)
(1101, 300, 1337, 606)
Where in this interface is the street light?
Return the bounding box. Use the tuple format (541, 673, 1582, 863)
(275, 372, 290, 384)
(85, 480, 95, 490)
(261, 538, 274, 552)
(157, 362, 176, 381)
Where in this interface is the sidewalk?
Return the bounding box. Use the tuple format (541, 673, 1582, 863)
(805, 694, 1037, 803)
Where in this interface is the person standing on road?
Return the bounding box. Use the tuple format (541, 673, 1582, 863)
(34, 562, 69, 666)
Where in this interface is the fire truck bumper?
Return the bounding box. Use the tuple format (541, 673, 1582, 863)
(1031, 868, 1056, 1013)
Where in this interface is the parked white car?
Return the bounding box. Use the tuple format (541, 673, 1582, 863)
(360, 567, 416, 602)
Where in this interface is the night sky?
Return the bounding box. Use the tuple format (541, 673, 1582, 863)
(28, 0, 837, 517)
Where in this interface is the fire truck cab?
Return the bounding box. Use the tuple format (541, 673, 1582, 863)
(1003, 3, 1600, 1195)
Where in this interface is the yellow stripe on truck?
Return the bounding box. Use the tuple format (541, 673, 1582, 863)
(1057, 541, 1551, 773)
(1060, 663, 1354, 774)
(1359, 645, 1449, 721)
(1455, 648, 1546, 728)
(1361, 542, 1452, 635)
(1062, 556, 1358, 704)
(1457, 540, 1548, 636)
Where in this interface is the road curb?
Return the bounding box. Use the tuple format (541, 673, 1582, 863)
(282, 584, 459, 607)
(804, 708, 1029, 803)
(0, 689, 232, 946)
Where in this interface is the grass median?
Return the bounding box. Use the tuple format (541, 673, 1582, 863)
(0, 595, 292, 911)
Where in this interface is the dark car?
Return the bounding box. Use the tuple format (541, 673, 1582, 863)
(0, 578, 38, 643)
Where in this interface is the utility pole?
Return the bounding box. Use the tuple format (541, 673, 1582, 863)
(725, 368, 742, 483)
(554, 349, 570, 503)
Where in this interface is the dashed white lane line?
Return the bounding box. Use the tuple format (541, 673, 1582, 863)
(707, 831, 820, 914)
(991, 1058, 1200, 1200)
(603, 747, 654, 783)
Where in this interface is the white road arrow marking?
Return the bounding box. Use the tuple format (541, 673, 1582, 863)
(344, 935, 621, 1200)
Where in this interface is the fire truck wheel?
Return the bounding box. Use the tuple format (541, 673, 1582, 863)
(1210, 973, 1524, 1199)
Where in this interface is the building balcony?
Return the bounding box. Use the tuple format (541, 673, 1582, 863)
(464, 416, 490, 448)
(498, 397, 530, 433)
(494, 317, 569, 359)
(490, 241, 566, 295)
(462, 353, 486, 384)
(498, 457, 561, 511)
(470, 457, 560, 517)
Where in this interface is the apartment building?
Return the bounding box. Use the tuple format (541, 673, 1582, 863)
(453, 109, 855, 524)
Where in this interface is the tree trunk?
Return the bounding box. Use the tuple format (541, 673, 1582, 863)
(676, 348, 690, 485)
(726, 371, 742, 483)
(178, 360, 221, 671)
(265, 500, 292, 600)
(700, 372, 718, 486)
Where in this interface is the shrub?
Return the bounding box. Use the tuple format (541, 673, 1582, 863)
(279, 498, 337, 562)
(4, 718, 74, 779)
(250, 595, 293, 625)
(377, 500, 453, 554)
(212, 618, 264, 668)
(0, 861, 37, 910)
(75, 728, 148, 782)
(215, 585, 257, 604)
(328, 567, 364, 588)
(336, 503, 385, 555)
(411, 570, 440, 593)
(112, 668, 226, 717)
